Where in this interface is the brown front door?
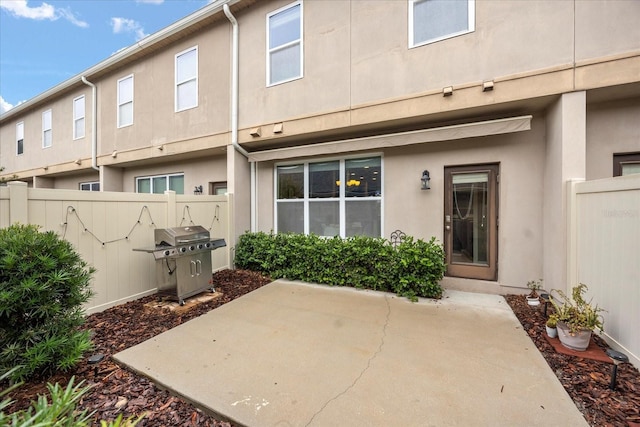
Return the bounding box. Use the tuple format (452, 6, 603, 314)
(444, 164, 499, 280)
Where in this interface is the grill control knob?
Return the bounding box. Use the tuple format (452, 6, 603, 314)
(164, 250, 171, 256)
(189, 245, 195, 251)
(198, 244, 204, 249)
(180, 247, 187, 253)
(205, 242, 211, 248)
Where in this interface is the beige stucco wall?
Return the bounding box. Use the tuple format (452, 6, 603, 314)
(53, 172, 101, 190)
(586, 97, 640, 180)
(120, 155, 227, 193)
(253, 115, 547, 291)
(97, 25, 231, 157)
(0, 87, 93, 173)
(236, 0, 352, 128)
(575, 0, 640, 62)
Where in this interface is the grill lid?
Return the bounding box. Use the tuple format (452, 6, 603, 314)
(155, 226, 210, 247)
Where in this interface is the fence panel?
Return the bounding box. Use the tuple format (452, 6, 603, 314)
(569, 174, 640, 368)
(1, 183, 231, 314)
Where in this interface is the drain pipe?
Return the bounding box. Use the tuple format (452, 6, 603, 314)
(81, 76, 99, 172)
(224, 4, 256, 232)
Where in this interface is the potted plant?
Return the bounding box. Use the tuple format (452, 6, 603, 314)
(526, 279, 543, 306)
(545, 315, 558, 338)
(549, 284, 605, 351)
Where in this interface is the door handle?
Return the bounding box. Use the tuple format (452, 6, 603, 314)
(190, 260, 196, 277)
(445, 225, 451, 231)
(195, 259, 202, 275)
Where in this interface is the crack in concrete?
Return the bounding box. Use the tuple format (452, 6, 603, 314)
(305, 295, 391, 427)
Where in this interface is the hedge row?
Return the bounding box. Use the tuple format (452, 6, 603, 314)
(234, 232, 446, 300)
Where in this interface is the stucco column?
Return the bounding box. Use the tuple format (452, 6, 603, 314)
(101, 165, 123, 192)
(543, 91, 586, 292)
(227, 146, 251, 252)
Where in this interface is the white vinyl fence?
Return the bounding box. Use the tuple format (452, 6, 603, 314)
(568, 174, 640, 368)
(0, 181, 231, 314)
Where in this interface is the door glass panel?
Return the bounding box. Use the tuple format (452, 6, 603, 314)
(345, 157, 381, 197)
(309, 201, 339, 236)
(310, 161, 339, 198)
(621, 163, 640, 176)
(451, 172, 489, 265)
(137, 178, 150, 193)
(152, 176, 167, 194)
(169, 175, 184, 194)
(277, 201, 303, 233)
(346, 200, 381, 237)
(277, 165, 303, 199)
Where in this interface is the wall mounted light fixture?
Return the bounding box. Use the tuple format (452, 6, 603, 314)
(421, 170, 431, 190)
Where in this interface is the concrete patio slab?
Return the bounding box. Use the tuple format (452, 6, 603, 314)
(114, 280, 588, 426)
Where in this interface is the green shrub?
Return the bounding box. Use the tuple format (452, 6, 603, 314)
(234, 232, 445, 300)
(0, 224, 95, 383)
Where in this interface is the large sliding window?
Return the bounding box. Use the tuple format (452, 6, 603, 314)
(80, 182, 100, 192)
(409, 0, 475, 47)
(73, 95, 85, 139)
(117, 75, 134, 128)
(16, 122, 24, 155)
(175, 46, 198, 112)
(276, 156, 382, 237)
(267, 1, 302, 86)
(42, 110, 52, 148)
(136, 173, 184, 194)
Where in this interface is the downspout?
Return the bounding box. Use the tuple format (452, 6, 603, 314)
(81, 76, 99, 172)
(224, 4, 257, 232)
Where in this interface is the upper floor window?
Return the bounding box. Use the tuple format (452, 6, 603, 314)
(409, 0, 475, 48)
(80, 182, 100, 191)
(136, 173, 184, 194)
(73, 95, 85, 139)
(16, 122, 24, 155)
(267, 1, 303, 86)
(614, 152, 640, 176)
(42, 110, 52, 148)
(117, 75, 134, 128)
(175, 46, 198, 112)
(276, 156, 382, 238)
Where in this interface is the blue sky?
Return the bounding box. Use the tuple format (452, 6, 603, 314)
(0, 0, 212, 114)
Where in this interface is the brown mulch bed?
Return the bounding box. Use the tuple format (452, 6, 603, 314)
(4, 275, 639, 426)
(505, 295, 640, 427)
(3, 269, 271, 426)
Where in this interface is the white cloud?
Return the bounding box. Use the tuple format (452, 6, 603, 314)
(0, 96, 13, 114)
(136, 0, 164, 4)
(0, 0, 88, 27)
(111, 17, 147, 41)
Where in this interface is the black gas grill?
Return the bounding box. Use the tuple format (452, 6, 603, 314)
(134, 226, 225, 305)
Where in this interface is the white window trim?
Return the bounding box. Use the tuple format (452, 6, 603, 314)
(73, 95, 85, 140)
(117, 74, 134, 128)
(408, 0, 475, 48)
(274, 154, 384, 238)
(80, 181, 100, 191)
(42, 109, 52, 149)
(175, 46, 198, 112)
(136, 173, 185, 194)
(16, 121, 24, 156)
(266, 0, 304, 87)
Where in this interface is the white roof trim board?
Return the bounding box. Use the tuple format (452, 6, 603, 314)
(248, 115, 533, 162)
